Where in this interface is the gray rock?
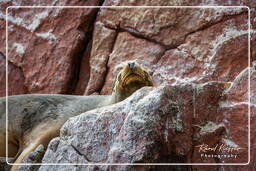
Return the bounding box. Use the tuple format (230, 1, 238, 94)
(0, 157, 14, 171)
(39, 85, 183, 170)
(38, 82, 228, 171)
(17, 145, 45, 171)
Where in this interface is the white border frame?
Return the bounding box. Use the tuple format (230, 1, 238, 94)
(5, 6, 251, 166)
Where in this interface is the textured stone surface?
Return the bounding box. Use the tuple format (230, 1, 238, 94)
(0, 0, 255, 170)
(0, 1, 254, 96)
(1, 0, 100, 95)
(84, 21, 117, 95)
(98, 1, 246, 48)
(0, 157, 13, 171)
(0, 53, 27, 96)
(17, 145, 45, 171)
(216, 64, 255, 171)
(38, 82, 239, 170)
(152, 12, 249, 86)
(100, 31, 165, 95)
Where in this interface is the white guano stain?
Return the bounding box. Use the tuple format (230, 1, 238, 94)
(0, 11, 23, 25)
(219, 101, 249, 108)
(26, 11, 49, 31)
(13, 42, 25, 55)
(2, 10, 49, 32)
(36, 29, 57, 44)
(222, 138, 239, 148)
(208, 27, 252, 62)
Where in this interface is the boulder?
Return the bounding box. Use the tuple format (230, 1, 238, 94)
(0, 0, 101, 95)
(153, 12, 249, 84)
(17, 145, 45, 171)
(38, 81, 234, 170)
(0, 157, 13, 171)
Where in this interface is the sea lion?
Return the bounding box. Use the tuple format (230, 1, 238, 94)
(0, 61, 153, 170)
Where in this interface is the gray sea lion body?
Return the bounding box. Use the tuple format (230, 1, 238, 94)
(0, 62, 154, 171)
(0, 94, 113, 170)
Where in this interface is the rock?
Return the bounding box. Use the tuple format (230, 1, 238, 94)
(249, 65, 256, 170)
(219, 67, 251, 163)
(39, 82, 231, 170)
(98, 0, 247, 48)
(0, 53, 27, 96)
(0, 157, 14, 171)
(84, 21, 117, 95)
(217, 65, 255, 170)
(87, 4, 252, 94)
(17, 145, 45, 171)
(192, 64, 255, 171)
(0, 0, 101, 95)
(0, 17, 5, 56)
(100, 32, 165, 95)
(152, 12, 249, 86)
(0, 1, 254, 97)
(73, 40, 91, 95)
(252, 33, 256, 62)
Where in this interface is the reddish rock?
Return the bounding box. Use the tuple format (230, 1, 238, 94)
(98, 0, 247, 48)
(0, 1, 12, 55)
(73, 40, 91, 95)
(0, 19, 5, 56)
(0, 0, 100, 96)
(250, 103, 256, 171)
(216, 65, 255, 170)
(0, 53, 27, 96)
(252, 33, 256, 62)
(153, 13, 249, 86)
(0, 1, 253, 98)
(8, 7, 98, 94)
(100, 32, 165, 95)
(192, 65, 254, 171)
(84, 21, 117, 95)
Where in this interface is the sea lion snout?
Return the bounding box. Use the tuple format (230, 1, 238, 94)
(128, 61, 135, 69)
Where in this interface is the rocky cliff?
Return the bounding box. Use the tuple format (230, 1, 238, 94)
(0, 0, 255, 170)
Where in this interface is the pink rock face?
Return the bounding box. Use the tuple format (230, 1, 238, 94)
(216, 65, 255, 170)
(153, 13, 249, 86)
(0, 2, 253, 97)
(98, 1, 247, 48)
(100, 32, 165, 95)
(1, 0, 100, 95)
(0, 54, 27, 96)
(84, 21, 117, 95)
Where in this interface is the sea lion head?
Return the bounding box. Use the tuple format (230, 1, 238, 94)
(112, 61, 153, 102)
